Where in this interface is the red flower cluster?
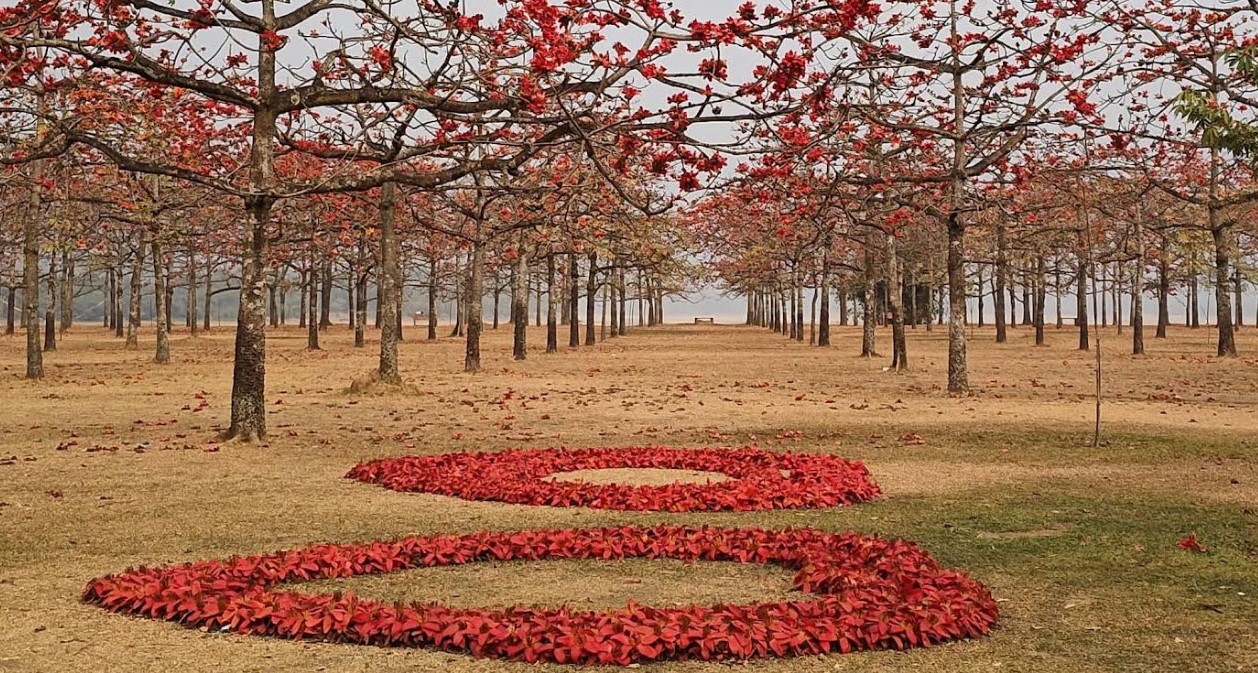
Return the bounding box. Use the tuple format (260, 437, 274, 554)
(83, 525, 997, 665)
(346, 447, 881, 511)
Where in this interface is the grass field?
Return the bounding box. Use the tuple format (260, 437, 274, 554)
(1, 322, 1255, 672)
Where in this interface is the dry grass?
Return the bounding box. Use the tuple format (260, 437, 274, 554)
(0, 321, 1256, 672)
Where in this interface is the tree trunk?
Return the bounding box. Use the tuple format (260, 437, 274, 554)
(1211, 214, 1237, 356)
(1132, 255, 1145, 356)
(226, 194, 272, 442)
(886, 231, 908, 371)
(1034, 257, 1046, 346)
(188, 248, 199, 336)
(319, 259, 332, 329)
(618, 265, 627, 336)
(427, 256, 438, 341)
(43, 245, 56, 352)
(585, 252, 597, 346)
(946, 216, 968, 392)
(1156, 238, 1169, 338)
(306, 263, 320, 349)
(152, 237, 170, 364)
(1077, 249, 1090, 351)
(569, 253, 580, 347)
(546, 253, 558, 353)
(354, 269, 367, 348)
(378, 182, 402, 383)
(126, 234, 146, 349)
(202, 254, 212, 332)
(861, 236, 877, 357)
(512, 235, 528, 360)
(5, 284, 15, 336)
(994, 220, 1008, 343)
(464, 238, 485, 373)
(819, 246, 831, 346)
(59, 249, 73, 335)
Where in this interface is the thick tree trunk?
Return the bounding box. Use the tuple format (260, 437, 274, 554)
(946, 216, 968, 392)
(188, 248, 199, 336)
(5, 284, 15, 336)
(152, 238, 170, 364)
(126, 234, 146, 349)
(1132, 256, 1145, 356)
(319, 259, 332, 329)
(886, 232, 908, 371)
(618, 266, 627, 336)
(512, 235, 528, 360)
(838, 289, 848, 327)
(608, 263, 619, 339)
(1055, 266, 1064, 329)
(994, 220, 1008, 343)
(1034, 257, 1046, 346)
(226, 194, 272, 442)
(106, 266, 116, 331)
(569, 253, 580, 347)
(819, 245, 831, 346)
(585, 252, 597, 346)
(269, 281, 281, 328)
(546, 253, 558, 353)
(1211, 215, 1237, 356)
(306, 262, 320, 350)
(354, 270, 367, 348)
(43, 246, 56, 352)
(202, 255, 212, 332)
(1156, 238, 1169, 338)
(59, 249, 73, 335)
(464, 239, 485, 373)
(794, 269, 804, 342)
(378, 182, 402, 383)
(861, 237, 877, 357)
(427, 257, 438, 341)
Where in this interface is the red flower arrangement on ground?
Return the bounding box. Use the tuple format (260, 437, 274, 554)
(83, 525, 997, 665)
(346, 446, 881, 511)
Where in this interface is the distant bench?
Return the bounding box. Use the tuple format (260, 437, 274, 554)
(694, 317, 715, 324)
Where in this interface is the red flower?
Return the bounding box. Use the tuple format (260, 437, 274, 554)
(83, 525, 998, 664)
(1177, 534, 1207, 553)
(346, 446, 882, 512)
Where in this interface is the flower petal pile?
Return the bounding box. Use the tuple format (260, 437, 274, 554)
(346, 446, 881, 511)
(83, 525, 997, 665)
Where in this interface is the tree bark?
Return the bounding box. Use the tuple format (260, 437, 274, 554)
(43, 245, 56, 352)
(427, 256, 438, 341)
(886, 231, 908, 371)
(546, 253, 558, 353)
(994, 219, 1008, 343)
(861, 236, 877, 357)
(585, 252, 597, 346)
(569, 253, 580, 347)
(306, 261, 320, 350)
(946, 216, 968, 392)
(59, 249, 73, 335)
(378, 182, 402, 383)
(512, 234, 528, 360)
(1156, 237, 1169, 338)
(126, 233, 146, 349)
(1034, 257, 1046, 346)
(152, 237, 170, 364)
(319, 258, 332, 329)
(202, 254, 212, 332)
(464, 238, 485, 372)
(188, 247, 199, 336)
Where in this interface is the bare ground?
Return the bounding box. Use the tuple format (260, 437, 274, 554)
(0, 322, 1255, 673)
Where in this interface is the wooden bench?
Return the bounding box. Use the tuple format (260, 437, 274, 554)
(694, 317, 715, 324)
(412, 312, 428, 327)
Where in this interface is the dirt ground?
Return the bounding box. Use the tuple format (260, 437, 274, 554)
(0, 321, 1255, 673)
